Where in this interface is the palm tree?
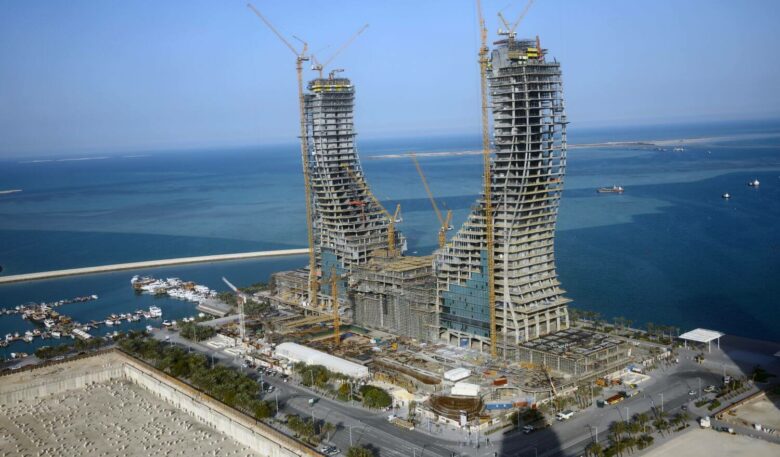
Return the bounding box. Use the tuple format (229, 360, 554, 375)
(634, 412, 650, 434)
(586, 441, 604, 457)
(609, 421, 626, 456)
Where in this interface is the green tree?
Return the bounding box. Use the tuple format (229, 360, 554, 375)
(346, 446, 374, 457)
(253, 400, 275, 419)
(360, 386, 392, 409)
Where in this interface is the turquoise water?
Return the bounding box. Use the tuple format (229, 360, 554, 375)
(1, 119, 779, 351)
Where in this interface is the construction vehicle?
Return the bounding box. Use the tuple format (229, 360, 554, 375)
(247, 3, 319, 309)
(341, 164, 402, 256)
(410, 153, 453, 248)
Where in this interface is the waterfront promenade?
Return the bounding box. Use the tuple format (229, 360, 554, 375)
(0, 249, 307, 284)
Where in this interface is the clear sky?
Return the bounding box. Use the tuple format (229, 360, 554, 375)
(1, 0, 779, 156)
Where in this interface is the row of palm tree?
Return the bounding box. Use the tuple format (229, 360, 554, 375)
(585, 409, 690, 456)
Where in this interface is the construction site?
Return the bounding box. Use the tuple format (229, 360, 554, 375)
(232, 1, 636, 424)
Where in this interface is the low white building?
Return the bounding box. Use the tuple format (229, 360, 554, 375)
(451, 382, 480, 397)
(443, 367, 471, 382)
(274, 342, 369, 379)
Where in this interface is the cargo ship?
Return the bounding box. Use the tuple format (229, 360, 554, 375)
(597, 185, 624, 194)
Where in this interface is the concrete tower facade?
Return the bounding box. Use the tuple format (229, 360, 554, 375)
(436, 38, 570, 352)
(304, 75, 404, 286)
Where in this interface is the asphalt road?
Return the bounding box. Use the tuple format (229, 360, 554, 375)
(151, 329, 757, 457)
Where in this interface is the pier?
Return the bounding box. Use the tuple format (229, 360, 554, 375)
(0, 249, 307, 284)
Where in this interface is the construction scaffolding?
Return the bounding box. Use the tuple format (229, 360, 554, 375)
(436, 36, 570, 351)
(351, 254, 438, 342)
(305, 75, 405, 285)
(516, 328, 631, 378)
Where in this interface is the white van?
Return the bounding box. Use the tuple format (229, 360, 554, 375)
(556, 410, 575, 421)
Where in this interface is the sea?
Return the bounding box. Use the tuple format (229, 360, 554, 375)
(2, 119, 780, 356)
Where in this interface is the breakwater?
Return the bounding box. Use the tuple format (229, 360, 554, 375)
(0, 249, 308, 284)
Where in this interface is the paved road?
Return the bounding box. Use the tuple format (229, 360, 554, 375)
(153, 329, 456, 457)
(152, 329, 766, 457)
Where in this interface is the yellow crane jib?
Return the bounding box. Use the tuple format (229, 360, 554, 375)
(247, 2, 318, 308)
(341, 164, 400, 256)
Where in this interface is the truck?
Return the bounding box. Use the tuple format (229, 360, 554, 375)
(605, 393, 625, 405)
(555, 410, 575, 421)
(699, 416, 711, 429)
(387, 415, 415, 431)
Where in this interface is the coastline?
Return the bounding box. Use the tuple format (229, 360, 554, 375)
(363, 131, 780, 160)
(0, 248, 307, 284)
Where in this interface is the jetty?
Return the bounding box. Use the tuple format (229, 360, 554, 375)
(0, 249, 307, 284)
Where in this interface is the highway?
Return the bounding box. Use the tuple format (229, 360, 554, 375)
(0, 249, 307, 284)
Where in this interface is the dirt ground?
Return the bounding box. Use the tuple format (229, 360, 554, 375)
(726, 394, 780, 430)
(644, 428, 780, 457)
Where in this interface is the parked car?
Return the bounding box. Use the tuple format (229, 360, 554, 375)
(523, 425, 535, 434)
(704, 385, 717, 393)
(688, 389, 697, 396)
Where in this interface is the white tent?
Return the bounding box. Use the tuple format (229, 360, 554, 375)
(274, 342, 369, 378)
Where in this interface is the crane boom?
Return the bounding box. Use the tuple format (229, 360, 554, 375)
(411, 154, 444, 225)
(323, 24, 369, 69)
(411, 153, 453, 248)
(247, 3, 298, 55)
(476, 0, 497, 358)
(311, 24, 369, 79)
(341, 165, 399, 256)
(247, 3, 319, 309)
(497, 0, 535, 37)
(222, 277, 246, 342)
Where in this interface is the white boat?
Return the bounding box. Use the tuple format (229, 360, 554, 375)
(44, 319, 56, 329)
(105, 319, 114, 326)
(149, 306, 162, 318)
(51, 331, 61, 339)
(748, 179, 760, 187)
(722, 193, 731, 199)
(162, 320, 172, 327)
(23, 335, 33, 342)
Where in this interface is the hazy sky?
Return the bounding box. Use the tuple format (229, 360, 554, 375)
(1, 0, 779, 156)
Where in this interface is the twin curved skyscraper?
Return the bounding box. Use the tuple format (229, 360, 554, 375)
(280, 33, 569, 354)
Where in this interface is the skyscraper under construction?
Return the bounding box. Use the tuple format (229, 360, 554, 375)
(304, 73, 405, 288)
(436, 36, 570, 352)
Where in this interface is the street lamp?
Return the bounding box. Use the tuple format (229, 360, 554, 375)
(659, 393, 664, 414)
(585, 424, 598, 443)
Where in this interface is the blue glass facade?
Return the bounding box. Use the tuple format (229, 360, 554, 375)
(440, 251, 491, 338)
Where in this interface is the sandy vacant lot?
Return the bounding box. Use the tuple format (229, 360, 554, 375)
(727, 395, 780, 430)
(0, 380, 257, 457)
(644, 428, 780, 457)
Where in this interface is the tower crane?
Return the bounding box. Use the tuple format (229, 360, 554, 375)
(410, 154, 452, 248)
(341, 165, 401, 256)
(222, 277, 247, 343)
(497, 0, 535, 39)
(330, 267, 341, 346)
(247, 3, 319, 309)
(311, 24, 369, 79)
(476, 0, 497, 358)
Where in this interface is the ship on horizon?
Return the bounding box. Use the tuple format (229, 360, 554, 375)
(597, 185, 625, 194)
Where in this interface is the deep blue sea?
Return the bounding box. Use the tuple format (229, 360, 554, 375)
(1, 119, 779, 355)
